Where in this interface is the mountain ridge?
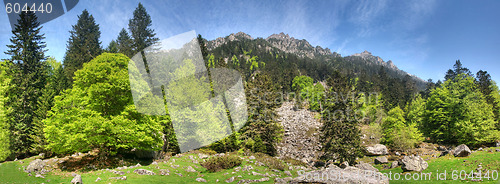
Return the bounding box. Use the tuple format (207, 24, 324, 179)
(206, 32, 426, 84)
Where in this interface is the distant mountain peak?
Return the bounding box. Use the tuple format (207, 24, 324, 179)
(207, 32, 339, 59)
(265, 33, 338, 59)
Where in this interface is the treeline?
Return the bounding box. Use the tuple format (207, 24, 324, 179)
(0, 3, 171, 162)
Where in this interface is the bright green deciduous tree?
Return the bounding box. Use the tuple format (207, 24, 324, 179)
(0, 61, 11, 161)
(382, 106, 423, 151)
(44, 53, 162, 156)
(423, 74, 500, 145)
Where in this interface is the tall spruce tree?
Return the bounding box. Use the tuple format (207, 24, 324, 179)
(128, 2, 159, 74)
(63, 9, 102, 84)
(4, 10, 48, 158)
(320, 72, 363, 164)
(116, 28, 134, 58)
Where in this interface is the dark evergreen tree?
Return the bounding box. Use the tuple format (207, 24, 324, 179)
(63, 9, 102, 84)
(128, 3, 159, 63)
(116, 28, 134, 58)
(476, 70, 493, 102)
(240, 72, 283, 156)
(320, 72, 363, 165)
(105, 40, 118, 53)
(445, 60, 472, 81)
(4, 10, 48, 158)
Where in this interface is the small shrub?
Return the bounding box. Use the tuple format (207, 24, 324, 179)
(254, 153, 286, 171)
(195, 148, 217, 155)
(283, 157, 307, 167)
(201, 154, 242, 172)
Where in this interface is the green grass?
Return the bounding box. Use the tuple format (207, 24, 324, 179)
(0, 153, 300, 184)
(375, 147, 500, 183)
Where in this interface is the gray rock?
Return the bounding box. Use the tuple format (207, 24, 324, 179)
(196, 178, 207, 182)
(225, 176, 235, 183)
(248, 156, 255, 160)
(95, 177, 101, 182)
(159, 169, 170, 176)
(198, 154, 209, 159)
(400, 156, 428, 172)
(275, 102, 323, 166)
(133, 169, 156, 175)
(496, 141, 500, 147)
(35, 174, 45, 178)
(284, 170, 292, 176)
(186, 166, 197, 172)
(26, 159, 45, 174)
(390, 161, 399, 169)
(375, 156, 388, 164)
(109, 176, 127, 180)
(453, 144, 472, 157)
(70, 174, 82, 184)
(355, 162, 379, 172)
(496, 149, 500, 152)
(365, 144, 388, 156)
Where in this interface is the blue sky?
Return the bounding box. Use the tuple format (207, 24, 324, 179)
(1, 0, 499, 83)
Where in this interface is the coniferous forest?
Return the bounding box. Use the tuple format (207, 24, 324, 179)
(1, 2, 500, 184)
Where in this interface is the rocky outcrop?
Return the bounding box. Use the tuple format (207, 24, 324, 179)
(70, 174, 82, 184)
(390, 161, 399, 169)
(356, 162, 379, 172)
(453, 144, 472, 157)
(133, 169, 156, 175)
(266, 33, 339, 59)
(276, 102, 323, 164)
(207, 32, 339, 59)
(399, 156, 428, 172)
(25, 159, 45, 174)
(207, 32, 253, 49)
(374, 156, 388, 164)
(365, 144, 388, 156)
(290, 165, 389, 184)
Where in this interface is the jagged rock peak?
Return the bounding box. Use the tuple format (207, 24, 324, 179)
(228, 32, 253, 41)
(267, 32, 291, 40)
(266, 32, 338, 59)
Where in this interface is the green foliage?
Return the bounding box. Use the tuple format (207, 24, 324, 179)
(128, 3, 159, 55)
(116, 28, 134, 58)
(201, 154, 242, 172)
(0, 61, 11, 161)
(240, 72, 283, 156)
(4, 10, 48, 158)
(382, 106, 423, 151)
(231, 55, 239, 67)
(320, 72, 363, 165)
(209, 133, 241, 153)
(44, 53, 162, 156)
(105, 40, 118, 53)
(423, 74, 499, 145)
(291, 75, 325, 110)
(405, 94, 425, 130)
(31, 57, 67, 154)
(63, 10, 102, 84)
(292, 75, 314, 92)
(254, 152, 286, 171)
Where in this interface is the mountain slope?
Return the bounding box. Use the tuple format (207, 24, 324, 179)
(206, 32, 425, 87)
